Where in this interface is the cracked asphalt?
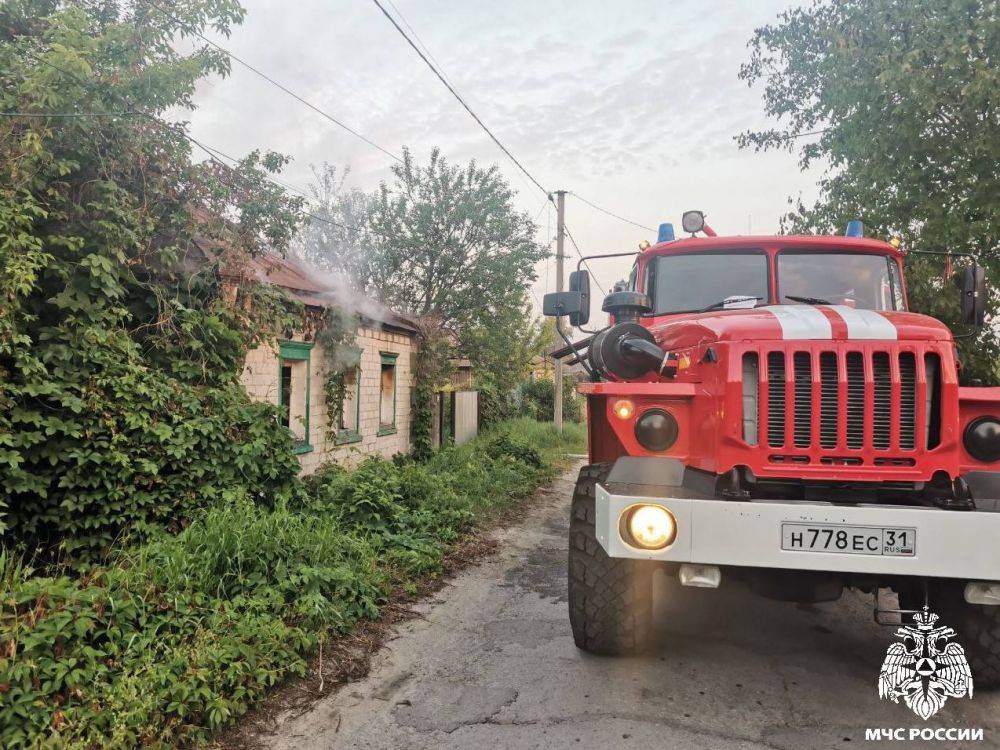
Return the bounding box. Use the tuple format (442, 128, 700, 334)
(263, 463, 1000, 749)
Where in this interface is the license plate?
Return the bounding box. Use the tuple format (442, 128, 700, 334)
(781, 523, 916, 556)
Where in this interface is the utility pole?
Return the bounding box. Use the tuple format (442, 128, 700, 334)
(553, 190, 566, 433)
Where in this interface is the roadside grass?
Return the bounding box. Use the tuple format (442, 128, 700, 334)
(0, 419, 584, 749)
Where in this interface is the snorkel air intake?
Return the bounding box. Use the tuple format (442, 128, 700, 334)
(602, 290, 650, 323)
(589, 322, 677, 380)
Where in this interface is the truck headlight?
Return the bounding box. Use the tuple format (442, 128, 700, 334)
(620, 504, 677, 550)
(634, 408, 679, 451)
(965, 417, 1000, 462)
(612, 399, 635, 420)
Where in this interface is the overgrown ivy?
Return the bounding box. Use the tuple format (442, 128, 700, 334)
(0, 1, 306, 560)
(409, 318, 454, 461)
(314, 306, 360, 441)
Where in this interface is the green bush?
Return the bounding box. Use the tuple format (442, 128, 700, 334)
(485, 433, 543, 469)
(1, 496, 384, 748)
(0, 0, 305, 562)
(1, 336, 302, 560)
(0, 420, 583, 749)
(520, 376, 582, 423)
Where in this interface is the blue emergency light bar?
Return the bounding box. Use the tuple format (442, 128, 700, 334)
(658, 223, 675, 242)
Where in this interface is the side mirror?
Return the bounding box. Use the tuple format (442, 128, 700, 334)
(959, 264, 986, 327)
(568, 270, 590, 326)
(542, 270, 591, 327)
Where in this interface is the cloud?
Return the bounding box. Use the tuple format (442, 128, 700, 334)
(186, 0, 822, 299)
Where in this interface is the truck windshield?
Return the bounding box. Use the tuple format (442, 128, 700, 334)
(650, 253, 768, 314)
(778, 252, 904, 311)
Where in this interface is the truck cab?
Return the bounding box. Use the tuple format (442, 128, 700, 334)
(546, 214, 1000, 683)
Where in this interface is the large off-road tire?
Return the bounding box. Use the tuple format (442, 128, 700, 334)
(568, 463, 654, 654)
(901, 581, 1000, 690)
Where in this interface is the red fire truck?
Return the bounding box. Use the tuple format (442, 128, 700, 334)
(544, 212, 1000, 684)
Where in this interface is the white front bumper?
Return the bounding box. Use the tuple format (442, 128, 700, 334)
(596, 484, 1000, 579)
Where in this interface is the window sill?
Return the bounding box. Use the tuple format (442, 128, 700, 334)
(292, 442, 314, 455)
(335, 430, 362, 446)
(377, 425, 397, 437)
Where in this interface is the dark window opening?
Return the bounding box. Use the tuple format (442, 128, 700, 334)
(339, 367, 360, 432)
(379, 353, 398, 433)
(280, 365, 292, 429)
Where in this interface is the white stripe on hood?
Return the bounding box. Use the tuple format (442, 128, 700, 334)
(765, 305, 833, 339)
(826, 305, 898, 340)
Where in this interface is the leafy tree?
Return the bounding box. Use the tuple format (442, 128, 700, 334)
(301, 149, 549, 428)
(463, 306, 553, 423)
(363, 148, 547, 331)
(0, 0, 304, 558)
(296, 162, 376, 291)
(739, 0, 999, 384)
(520, 376, 582, 423)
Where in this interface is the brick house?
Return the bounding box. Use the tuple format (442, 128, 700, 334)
(238, 254, 420, 473)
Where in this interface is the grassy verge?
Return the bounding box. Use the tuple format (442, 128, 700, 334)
(0, 419, 584, 749)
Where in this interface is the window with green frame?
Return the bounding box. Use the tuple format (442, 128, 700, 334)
(378, 351, 398, 437)
(278, 340, 313, 454)
(335, 363, 362, 445)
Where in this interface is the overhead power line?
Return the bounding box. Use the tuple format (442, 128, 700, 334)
(383, 0, 455, 89)
(366, 1, 614, 291)
(372, 0, 581, 284)
(570, 192, 656, 233)
(145, 0, 402, 163)
(191, 139, 363, 231)
(563, 224, 606, 296)
(369, 0, 548, 196)
(778, 127, 830, 140)
(0, 110, 133, 118)
(18, 51, 360, 232)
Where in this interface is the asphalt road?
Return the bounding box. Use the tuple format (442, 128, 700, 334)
(263, 463, 1000, 749)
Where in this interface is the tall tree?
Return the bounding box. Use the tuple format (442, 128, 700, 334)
(300, 149, 549, 422)
(295, 162, 375, 291)
(364, 147, 546, 332)
(462, 302, 553, 422)
(739, 0, 999, 384)
(0, 0, 303, 555)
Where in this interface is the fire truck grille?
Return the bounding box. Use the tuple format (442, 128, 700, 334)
(819, 352, 838, 449)
(766, 352, 785, 448)
(899, 352, 917, 450)
(750, 348, 936, 458)
(873, 352, 892, 450)
(846, 352, 865, 449)
(793, 352, 812, 448)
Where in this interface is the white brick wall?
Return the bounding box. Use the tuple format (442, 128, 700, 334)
(240, 323, 418, 474)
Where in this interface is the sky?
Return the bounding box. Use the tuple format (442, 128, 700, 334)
(184, 0, 822, 315)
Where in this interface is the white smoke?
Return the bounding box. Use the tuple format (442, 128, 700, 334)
(301, 262, 393, 326)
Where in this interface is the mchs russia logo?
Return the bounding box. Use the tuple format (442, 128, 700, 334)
(878, 607, 973, 720)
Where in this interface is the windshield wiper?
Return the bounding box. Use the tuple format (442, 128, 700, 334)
(699, 295, 763, 313)
(785, 295, 831, 305)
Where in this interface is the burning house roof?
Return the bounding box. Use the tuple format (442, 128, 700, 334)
(247, 253, 420, 335)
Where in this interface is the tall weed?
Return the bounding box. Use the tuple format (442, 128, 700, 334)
(0, 419, 583, 748)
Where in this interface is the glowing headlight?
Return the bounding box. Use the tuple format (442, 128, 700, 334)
(621, 504, 677, 550)
(612, 399, 635, 420)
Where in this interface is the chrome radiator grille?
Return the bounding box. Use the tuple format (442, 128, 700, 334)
(742, 349, 940, 457)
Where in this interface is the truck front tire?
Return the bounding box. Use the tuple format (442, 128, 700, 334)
(901, 581, 1000, 690)
(937, 584, 1000, 690)
(568, 463, 654, 654)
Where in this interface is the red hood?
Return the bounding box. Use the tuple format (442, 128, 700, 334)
(647, 305, 952, 350)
